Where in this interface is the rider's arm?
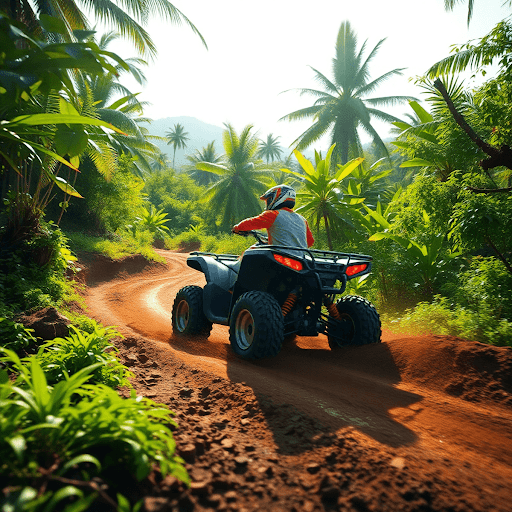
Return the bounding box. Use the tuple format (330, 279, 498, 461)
(232, 210, 278, 232)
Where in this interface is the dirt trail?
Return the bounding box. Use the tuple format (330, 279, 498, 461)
(84, 250, 512, 512)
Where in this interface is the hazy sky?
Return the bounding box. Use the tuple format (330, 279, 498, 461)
(108, 0, 510, 149)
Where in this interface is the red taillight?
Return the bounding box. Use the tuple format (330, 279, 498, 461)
(346, 263, 368, 276)
(273, 253, 303, 271)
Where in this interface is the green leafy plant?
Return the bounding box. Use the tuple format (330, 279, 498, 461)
(0, 222, 79, 313)
(36, 326, 132, 388)
(383, 295, 512, 347)
(369, 210, 460, 298)
(456, 257, 512, 320)
(0, 349, 189, 509)
(0, 318, 37, 352)
(287, 144, 365, 249)
(128, 206, 171, 240)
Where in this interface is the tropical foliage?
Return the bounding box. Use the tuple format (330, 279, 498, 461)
(166, 123, 190, 168)
(2, 5, 512, 508)
(5, 0, 206, 58)
(196, 124, 275, 229)
(257, 134, 283, 162)
(185, 141, 224, 185)
(281, 21, 414, 165)
(287, 144, 364, 249)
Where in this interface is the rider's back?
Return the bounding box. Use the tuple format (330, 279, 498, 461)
(267, 209, 308, 248)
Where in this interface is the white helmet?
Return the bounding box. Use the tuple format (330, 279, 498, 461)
(260, 184, 296, 210)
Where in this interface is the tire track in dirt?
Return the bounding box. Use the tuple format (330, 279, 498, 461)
(85, 249, 512, 509)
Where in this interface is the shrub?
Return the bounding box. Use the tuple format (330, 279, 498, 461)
(456, 256, 512, 321)
(66, 230, 164, 262)
(0, 221, 78, 314)
(0, 318, 37, 352)
(0, 349, 188, 509)
(168, 229, 253, 255)
(36, 325, 132, 388)
(383, 295, 512, 347)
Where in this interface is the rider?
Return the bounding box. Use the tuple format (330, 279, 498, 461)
(232, 184, 314, 249)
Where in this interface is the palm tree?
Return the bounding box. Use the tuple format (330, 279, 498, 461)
(151, 151, 171, 172)
(195, 124, 275, 230)
(73, 31, 161, 179)
(184, 142, 224, 186)
(257, 134, 283, 163)
(6, 0, 206, 58)
(426, 18, 512, 78)
(281, 21, 414, 166)
(289, 144, 365, 250)
(166, 124, 190, 168)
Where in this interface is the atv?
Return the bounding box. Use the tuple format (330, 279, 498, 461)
(171, 230, 381, 360)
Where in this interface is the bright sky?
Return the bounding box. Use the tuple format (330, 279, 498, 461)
(108, 0, 511, 149)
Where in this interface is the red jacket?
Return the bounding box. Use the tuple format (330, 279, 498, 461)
(233, 208, 314, 248)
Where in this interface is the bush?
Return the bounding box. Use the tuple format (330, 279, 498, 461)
(0, 318, 37, 352)
(383, 295, 512, 347)
(456, 256, 512, 321)
(0, 221, 79, 314)
(168, 229, 253, 255)
(0, 349, 188, 510)
(36, 325, 132, 388)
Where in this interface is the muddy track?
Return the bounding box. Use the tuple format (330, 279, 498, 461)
(84, 250, 512, 512)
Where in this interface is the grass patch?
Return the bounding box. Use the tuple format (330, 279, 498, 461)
(382, 295, 512, 347)
(66, 230, 165, 263)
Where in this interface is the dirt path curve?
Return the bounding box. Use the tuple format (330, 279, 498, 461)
(85, 250, 512, 512)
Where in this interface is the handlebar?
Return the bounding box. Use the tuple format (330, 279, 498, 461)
(233, 230, 268, 245)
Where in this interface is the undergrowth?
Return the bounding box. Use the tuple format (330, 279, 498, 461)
(0, 349, 188, 511)
(383, 295, 512, 347)
(66, 230, 165, 263)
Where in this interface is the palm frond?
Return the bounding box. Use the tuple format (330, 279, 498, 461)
(364, 95, 417, 108)
(85, 0, 156, 57)
(352, 37, 385, 89)
(356, 68, 406, 97)
(309, 67, 339, 95)
(427, 48, 484, 77)
(333, 21, 359, 88)
(279, 104, 323, 122)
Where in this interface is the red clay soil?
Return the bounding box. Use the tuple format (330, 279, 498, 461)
(82, 250, 512, 512)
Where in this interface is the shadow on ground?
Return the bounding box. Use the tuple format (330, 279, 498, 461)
(168, 333, 422, 454)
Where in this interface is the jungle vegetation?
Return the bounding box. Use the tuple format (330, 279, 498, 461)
(1, 3, 512, 507)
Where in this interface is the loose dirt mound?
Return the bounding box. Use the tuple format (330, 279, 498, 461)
(82, 251, 512, 511)
(75, 252, 166, 285)
(385, 335, 512, 407)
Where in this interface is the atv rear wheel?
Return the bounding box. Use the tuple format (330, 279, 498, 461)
(328, 295, 381, 349)
(229, 291, 284, 360)
(172, 285, 212, 337)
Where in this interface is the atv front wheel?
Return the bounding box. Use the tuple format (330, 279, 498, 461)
(229, 291, 284, 360)
(172, 285, 212, 337)
(328, 295, 381, 349)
